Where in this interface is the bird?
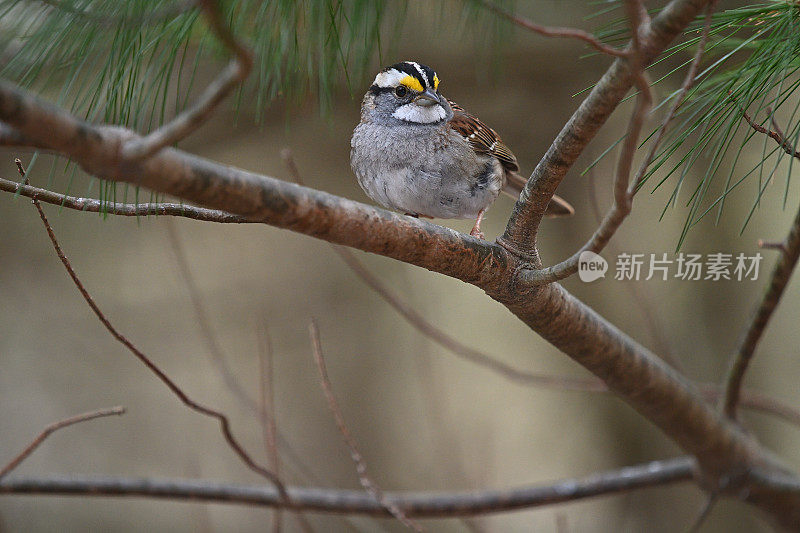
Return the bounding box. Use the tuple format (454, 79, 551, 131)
(350, 60, 573, 239)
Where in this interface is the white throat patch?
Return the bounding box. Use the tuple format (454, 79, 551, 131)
(392, 103, 446, 124)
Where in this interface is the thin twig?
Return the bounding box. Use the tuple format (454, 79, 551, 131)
(758, 239, 786, 253)
(721, 108, 800, 419)
(723, 199, 800, 419)
(476, 0, 629, 58)
(687, 493, 717, 533)
(520, 0, 716, 285)
(121, 0, 253, 159)
(734, 98, 800, 160)
(258, 324, 283, 533)
(0, 457, 696, 515)
(0, 407, 125, 479)
(0, 176, 248, 222)
(632, 1, 716, 192)
(309, 320, 422, 531)
(16, 158, 289, 503)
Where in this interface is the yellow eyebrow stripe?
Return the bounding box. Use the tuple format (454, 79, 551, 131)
(400, 75, 424, 93)
(433, 74, 439, 90)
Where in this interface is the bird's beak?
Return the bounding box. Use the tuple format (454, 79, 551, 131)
(415, 88, 441, 107)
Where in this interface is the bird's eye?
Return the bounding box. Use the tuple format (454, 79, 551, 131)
(394, 85, 408, 98)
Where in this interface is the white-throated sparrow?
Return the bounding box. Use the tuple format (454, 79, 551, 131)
(350, 61, 573, 239)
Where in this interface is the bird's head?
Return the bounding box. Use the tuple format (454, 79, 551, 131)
(362, 61, 451, 125)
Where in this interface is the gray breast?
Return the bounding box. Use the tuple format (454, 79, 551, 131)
(350, 122, 503, 219)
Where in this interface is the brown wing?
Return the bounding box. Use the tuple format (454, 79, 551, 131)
(447, 100, 519, 173)
(447, 100, 573, 218)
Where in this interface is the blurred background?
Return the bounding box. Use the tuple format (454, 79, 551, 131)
(1, 1, 799, 531)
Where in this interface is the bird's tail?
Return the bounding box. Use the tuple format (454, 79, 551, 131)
(503, 171, 574, 217)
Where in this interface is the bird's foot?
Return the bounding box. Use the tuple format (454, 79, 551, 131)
(469, 227, 485, 240)
(469, 209, 487, 240)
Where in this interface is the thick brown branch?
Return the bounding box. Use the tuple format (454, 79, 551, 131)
(0, 407, 125, 479)
(8, 171, 800, 432)
(0, 457, 694, 516)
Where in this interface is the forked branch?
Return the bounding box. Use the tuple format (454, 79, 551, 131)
(503, 0, 715, 250)
(19, 160, 288, 502)
(721, 109, 800, 420)
(520, 0, 715, 284)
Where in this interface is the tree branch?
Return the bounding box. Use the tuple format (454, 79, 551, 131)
(120, 0, 253, 159)
(735, 100, 800, 160)
(723, 201, 800, 419)
(0, 407, 125, 479)
(4, 175, 799, 431)
(5, 0, 800, 523)
(0, 74, 784, 504)
(0, 176, 248, 221)
(0, 457, 694, 516)
(503, 0, 714, 252)
(476, 0, 629, 58)
(7, 172, 800, 433)
(20, 158, 288, 502)
(519, 0, 715, 285)
(309, 321, 421, 530)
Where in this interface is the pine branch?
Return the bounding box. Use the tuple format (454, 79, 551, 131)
(503, 0, 716, 251)
(121, 0, 253, 159)
(4, 0, 800, 526)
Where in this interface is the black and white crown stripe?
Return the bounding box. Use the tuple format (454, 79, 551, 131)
(371, 61, 437, 91)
